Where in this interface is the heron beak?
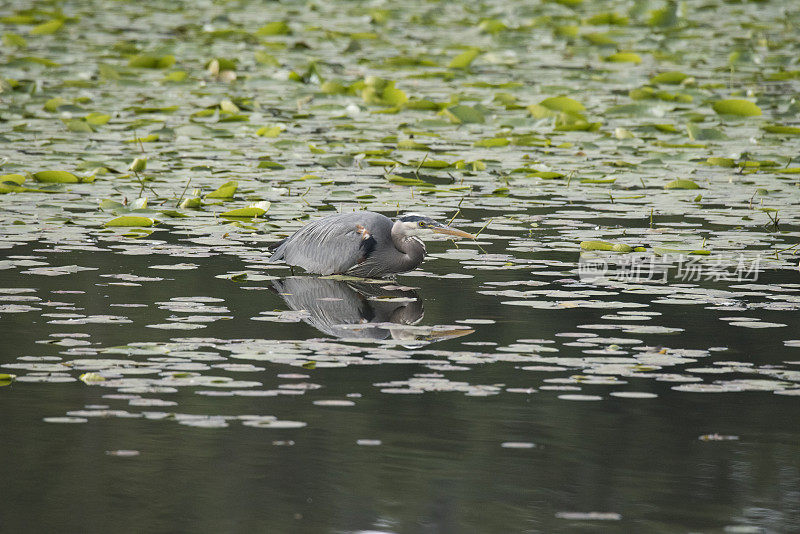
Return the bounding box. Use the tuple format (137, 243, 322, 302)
(433, 226, 476, 239)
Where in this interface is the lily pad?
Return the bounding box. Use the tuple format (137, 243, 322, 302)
(103, 216, 157, 227)
(220, 201, 270, 219)
(448, 48, 480, 69)
(664, 179, 701, 190)
(205, 181, 238, 199)
(712, 99, 762, 117)
(32, 171, 93, 184)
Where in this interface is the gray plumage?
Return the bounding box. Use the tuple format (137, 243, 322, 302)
(268, 211, 474, 278)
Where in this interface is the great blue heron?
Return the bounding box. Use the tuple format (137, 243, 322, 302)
(268, 211, 475, 278)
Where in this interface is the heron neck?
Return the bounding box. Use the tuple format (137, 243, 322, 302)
(391, 222, 426, 272)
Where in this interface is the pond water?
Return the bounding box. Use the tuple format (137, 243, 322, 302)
(2, 0, 800, 532)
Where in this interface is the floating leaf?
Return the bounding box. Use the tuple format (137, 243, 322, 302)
(104, 216, 156, 227)
(32, 170, 88, 183)
(125, 134, 159, 143)
(254, 50, 279, 66)
(3, 32, 26, 48)
(220, 201, 271, 218)
(664, 179, 701, 190)
(580, 241, 633, 252)
(404, 99, 442, 111)
(411, 160, 451, 169)
(257, 125, 284, 137)
(479, 19, 507, 33)
(163, 71, 188, 83)
(443, 104, 485, 124)
(652, 246, 710, 255)
(128, 54, 175, 69)
(63, 119, 93, 133)
(397, 140, 430, 150)
(474, 137, 509, 148)
(30, 19, 64, 35)
(257, 160, 285, 169)
(85, 112, 111, 126)
(705, 157, 735, 167)
(650, 71, 689, 84)
(205, 181, 238, 199)
(0, 174, 25, 185)
(448, 48, 480, 69)
(762, 124, 800, 135)
(528, 171, 564, 179)
(604, 52, 642, 64)
(387, 174, 426, 186)
(257, 21, 291, 36)
(80, 372, 106, 383)
(19, 56, 59, 67)
(361, 77, 407, 107)
(712, 99, 761, 117)
(538, 96, 585, 114)
(587, 12, 628, 25)
(686, 124, 727, 141)
(44, 97, 67, 112)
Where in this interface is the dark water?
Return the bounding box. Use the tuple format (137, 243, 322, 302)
(2, 230, 799, 534)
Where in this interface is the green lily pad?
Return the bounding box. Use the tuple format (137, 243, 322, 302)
(474, 137, 510, 148)
(397, 140, 430, 150)
(63, 119, 93, 133)
(257, 21, 291, 36)
(443, 104, 485, 124)
(604, 52, 642, 64)
(448, 48, 480, 69)
(128, 54, 176, 69)
(257, 160, 285, 169)
(528, 171, 565, 179)
(686, 124, 727, 141)
(85, 112, 111, 126)
(664, 179, 701, 190)
(361, 77, 407, 107)
(32, 170, 92, 184)
(705, 157, 736, 167)
(580, 241, 634, 253)
(205, 181, 238, 199)
(712, 99, 761, 117)
(1, 174, 26, 185)
(4, 32, 27, 48)
(652, 247, 710, 256)
(104, 216, 156, 227)
(387, 174, 426, 186)
(650, 71, 689, 84)
(220, 204, 269, 218)
(538, 96, 585, 114)
(257, 125, 284, 137)
(30, 19, 64, 35)
(762, 124, 800, 135)
(410, 160, 451, 169)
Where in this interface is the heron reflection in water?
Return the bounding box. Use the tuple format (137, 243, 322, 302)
(272, 277, 472, 344)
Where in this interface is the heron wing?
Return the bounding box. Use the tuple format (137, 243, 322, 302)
(269, 212, 390, 275)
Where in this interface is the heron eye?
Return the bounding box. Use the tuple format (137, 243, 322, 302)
(418, 221, 427, 228)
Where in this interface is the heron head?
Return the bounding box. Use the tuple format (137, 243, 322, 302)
(397, 213, 475, 240)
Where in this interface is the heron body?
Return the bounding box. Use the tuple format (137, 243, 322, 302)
(268, 211, 474, 278)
